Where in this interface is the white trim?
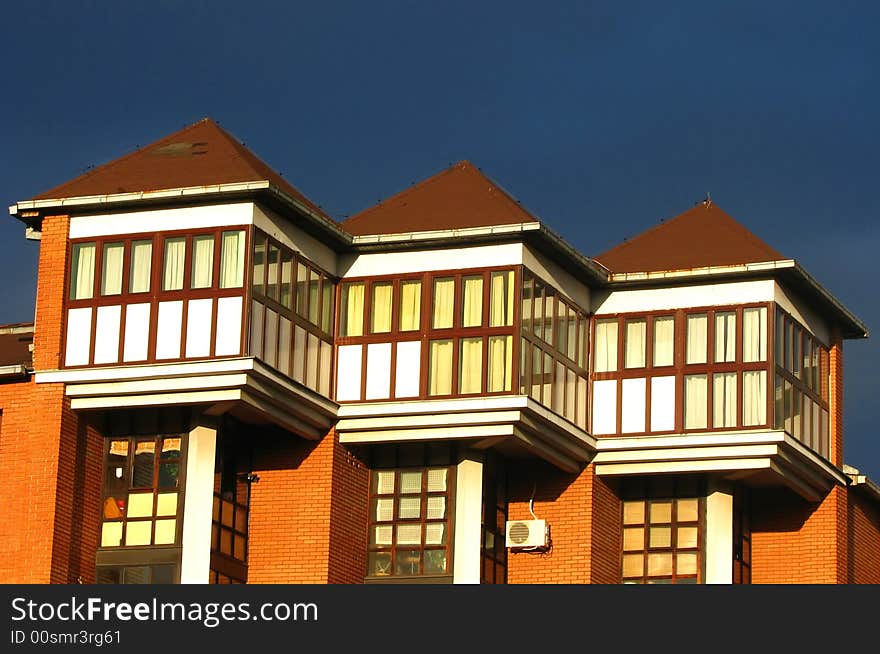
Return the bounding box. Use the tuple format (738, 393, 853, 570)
(70, 389, 242, 410)
(339, 424, 514, 444)
(35, 357, 259, 383)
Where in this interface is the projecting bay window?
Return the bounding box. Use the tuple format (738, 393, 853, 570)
(519, 269, 589, 429)
(249, 229, 335, 398)
(336, 267, 518, 403)
(64, 227, 248, 368)
(591, 305, 771, 436)
(773, 308, 830, 458)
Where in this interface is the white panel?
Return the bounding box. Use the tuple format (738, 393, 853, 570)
(123, 303, 151, 362)
(155, 300, 183, 360)
(180, 425, 217, 584)
(70, 202, 254, 238)
(395, 341, 421, 398)
(185, 299, 213, 358)
(650, 376, 676, 432)
(341, 243, 523, 278)
(65, 307, 93, 366)
(365, 342, 392, 400)
(621, 377, 646, 434)
(593, 280, 776, 315)
(592, 379, 617, 435)
(93, 305, 122, 364)
(215, 297, 242, 356)
(336, 345, 363, 401)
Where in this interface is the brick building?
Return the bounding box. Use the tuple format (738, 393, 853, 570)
(2, 118, 878, 584)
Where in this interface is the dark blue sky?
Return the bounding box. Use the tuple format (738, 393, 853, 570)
(2, 1, 878, 479)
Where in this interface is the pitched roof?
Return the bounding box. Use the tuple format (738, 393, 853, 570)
(30, 117, 330, 220)
(595, 201, 784, 273)
(342, 161, 540, 236)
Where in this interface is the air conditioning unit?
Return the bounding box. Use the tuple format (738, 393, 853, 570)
(505, 519, 547, 548)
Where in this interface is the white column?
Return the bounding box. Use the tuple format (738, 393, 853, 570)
(452, 456, 483, 584)
(179, 425, 217, 584)
(704, 481, 733, 584)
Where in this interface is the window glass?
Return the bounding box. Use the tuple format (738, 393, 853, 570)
(428, 339, 453, 395)
(459, 337, 483, 394)
(714, 312, 736, 363)
(462, 276, 483, 327)
(191, 235, 215, 289)
(742, 371, 767, 426)
(339, 282, 364, 337)
(489, 271, 514, 327)
(321, 280, 335, 334)
(163, 237, 186, 291)
(371, 282, 393, 333)
(279, 251, 293, 308)
(625, 319, 646, 368)
(686, 314, 708, 364)
(101, 242, 125, 296)
(742, 307, 767, 362)
(432, 278, 455, 329)
(251, 236, 265, 297)
(594, 319, 618, 372)
(713, 372, 737, 428)
(296, 263, 308, 318)
(129, 240, 152, 293)
(219, 230, 245, 289)
(399, 280, 421, 331)
(684, 374, 708, 429)
(488, 335, 513, 392)
(70, 242, 96, 300)
(308, 271, 320, 326)
(653, 316, 674, 366)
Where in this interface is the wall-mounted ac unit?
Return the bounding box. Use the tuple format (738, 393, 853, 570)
(505, 519, 547, 548)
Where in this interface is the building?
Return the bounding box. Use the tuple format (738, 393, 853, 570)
(2, 117, 878, 584)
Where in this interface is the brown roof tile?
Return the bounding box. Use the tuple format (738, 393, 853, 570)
(31, 118, 331, 221)
(342, 161, 540, 235)
(595, 201, 784, 273)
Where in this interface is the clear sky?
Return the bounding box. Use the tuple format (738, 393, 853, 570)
(2, 1, 877, 479)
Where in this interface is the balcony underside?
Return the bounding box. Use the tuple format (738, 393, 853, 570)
(36, 358, 337, 440)
(336, 395, 596, 473)
(593, 430, 848, 501)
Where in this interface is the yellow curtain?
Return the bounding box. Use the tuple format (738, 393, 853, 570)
(432, 278, 455, 328)
(130, 240, 152, 293)
(219, 230, 244, 289)
(341, 282, 364, 337)
(625, 319, 646, 368)
(428, 340, 453, 395)
(713, 372, 737, 427)
(191, 235, 214, 289)
(653, 316, 674, 366)
(163, 237, 186, 291)
(101, 242, 124, 295)
(399, 280, 421, 331)
(742, 370, 766, 426)
(459, 337, 483, 394)
(462, 276, 483, 327)
(490, 271, 513, 327)
(371, 282, 393, 333)
(488, 335, 512, 392)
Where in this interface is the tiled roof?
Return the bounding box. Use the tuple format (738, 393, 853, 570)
(343, 161, 540, 236)
(30, 117, 331, 221)
(595, 201, 784, 273)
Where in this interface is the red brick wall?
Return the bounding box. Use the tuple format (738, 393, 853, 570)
(33, 215, 69, 372)
(750, 485, 847, 584)
(506, 462, 618, 584)
(327, 438, 369, 584)
(847, 488, 880, 583)
(829, 331, 843, 469)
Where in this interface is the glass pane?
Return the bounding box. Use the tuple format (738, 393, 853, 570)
(489, 271, 514, 327)
(649, 527, 671, 548)
(743, 370, 767, 426)
(162, 237, 186, 291)
(124, 521, 152, 546)
(623, 501, 645, 525)
(623, 527, 644, 551)
(427, 469, 447, 492)
(370, 282, 393, 333)
(101, 522, 123, 547)
(123, 566, 151, 584)
(280, 251, 293, 308)
(156, 492, 177, 516)
(158, 463, 179, 489)
(714, 312, 736, 363)
(399, 471, 422, 494)
(321, 280, 335, 334)
(99, 242, 125, 295)
(308, 272, 320, 325)
(295, 263, 308, 317)
(160, 437, 181, 460)
(70, 242, 96, 300)
(395, 550, 421, 576)
(488, 335, 513, 392)
(686, 314, 708, 364)
(677, 552, 698, 575)
(234, 535, 246, 560)
(677, 498, 699, 522)
(374, 498, 394, 521)
(396, 525, 422, 546)
(533, 282, 545, 338)
(594, 319, 618, 372)
(399, 280, 421, 331)
(154, 519, 176, 545)
(713, 372, 737, 428)
(425, 523, 446, 545)
(459, 337, 483, 394)
(127, 492, 154, 518)
(132, 441, 155, 487)
(684, 374, 708, 429)
(462, 276, 483, 327)
(649, 501, 672, 523)
(428, 339, 453, 395)
(373, 471, 395, 495)
(622, 553, 644, 578)
(653, 316, 674, 366)
(264, 244, 278, 300)
(647, 552, 673, 577)
(371, 525, 393, 547)
(432, 278, 455, 328)
(191, 235, 214, 289)
(426, 496, 446, 519)
(678, 526, 699, 549)
(340, 282, 364, 337)
(624, 319, 646, 368)
(368, 552, 392, 576)
(219, 230, 245, 288)
(398, 496, 421, 519)
(743, 307, 767, 362)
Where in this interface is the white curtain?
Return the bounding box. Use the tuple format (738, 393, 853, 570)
(625, 319, 646, 368)
(433, 278, 455, 328)
(713, 372, 737, 427)
(743, 307, 767, 362)
(399, 280, 421, 331)
(341, 282, 364, 337)
(129, 240, 152, 293)
(371, 283, 393, 333)
(101, 242, 124, 295)
(163, 238, 185, 291)
(686, 314, 708, 364)
(428, 339, 453, 395)
(459, 337, 483, 394)
(490, 271, 513, 327)
(462, 276, 483, 327)
(742, 370, 767, 426)
(715, 312, 736, 362)
(191, 235, 214, 289)
(488, 335, 512, 392)
(594, 319, 618, 372)
(653, 316, 674, 366)
(684, 374, 708, 429)
(70, 243, 96, 300)
(219, 230, 245, 289)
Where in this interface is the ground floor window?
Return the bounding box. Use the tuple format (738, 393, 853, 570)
(366, 443, 455, 580)
(210, 419, 253, 584)
(97, 564, 176, 584)
(620, 477, 704, 584)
